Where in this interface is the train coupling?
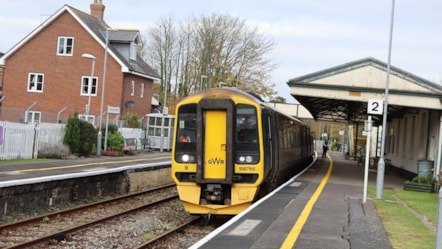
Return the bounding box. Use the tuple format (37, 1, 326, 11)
(202, 184, 223, 203)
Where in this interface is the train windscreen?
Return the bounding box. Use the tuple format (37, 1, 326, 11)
(175, 104, 197, 163)
(236, 105, 258, 144)
(235, 104, 259, 164)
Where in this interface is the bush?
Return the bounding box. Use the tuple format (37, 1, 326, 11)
(63, 111, 97, 157)
(107, 132, 125, 155)
(38, 144, 70, 159)
(122, 112, 140, 128)
(78, 119, 97, 157)
(63, 112, 80, 154)
(411, 175, 436, 185)
(97, 123, 119, 135)
(97, 123, 119, 151)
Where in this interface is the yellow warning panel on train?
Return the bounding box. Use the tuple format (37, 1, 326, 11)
(204, 110, 227, 179)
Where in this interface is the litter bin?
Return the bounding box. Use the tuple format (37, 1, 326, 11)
(417, 160, 434, 179)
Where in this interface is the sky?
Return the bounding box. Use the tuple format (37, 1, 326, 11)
(1, 1, 441, 103)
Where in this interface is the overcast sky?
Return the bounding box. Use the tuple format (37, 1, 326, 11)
(1, 0, 441, 103)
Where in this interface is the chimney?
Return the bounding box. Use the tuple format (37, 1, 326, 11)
(90, 0, 105, 20)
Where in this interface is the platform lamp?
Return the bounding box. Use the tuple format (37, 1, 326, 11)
(81, 53, 96, 123)
(160, 57, 173, 152)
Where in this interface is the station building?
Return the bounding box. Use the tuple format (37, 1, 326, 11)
(284, 57, 442, 178)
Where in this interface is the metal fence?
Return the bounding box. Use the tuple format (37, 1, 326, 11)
(0, 121, 65, 160)
(0, 118, 170, 160)
(0, 121, 162, 160)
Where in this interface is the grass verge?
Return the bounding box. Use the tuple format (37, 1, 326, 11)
(368, 186, 437, 249)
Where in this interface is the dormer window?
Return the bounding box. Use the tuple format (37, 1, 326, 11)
(131, 80, 135, 96)
(140, 83, 144, 98)
(130, 42, 136, 60)
(57, 36, 74, 56)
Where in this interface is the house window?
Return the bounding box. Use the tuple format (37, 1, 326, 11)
(57, 36, 74, 55)
(130, 42, 136, 60)
(28, 73, 44, 92)
(26, 111, 41, 123)
(81, 76, 98, 96)
(78, 114, 95, 125)
(140, 83, 144, 98)
(131, 80, 135, 96)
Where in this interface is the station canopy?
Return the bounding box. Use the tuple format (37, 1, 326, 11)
(287, 57, 442, 126)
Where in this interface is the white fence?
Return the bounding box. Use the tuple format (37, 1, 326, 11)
(0, 121, 65, 160)
(0, 121, 168, 160)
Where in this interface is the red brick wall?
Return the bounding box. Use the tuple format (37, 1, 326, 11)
(1, 10, 153, 123)
(120, 74, 154, 120)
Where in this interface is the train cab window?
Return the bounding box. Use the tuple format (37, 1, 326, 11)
(175, 104, 197, 163)
(176, 104, 197, 144)
(236, 105, 258, 144)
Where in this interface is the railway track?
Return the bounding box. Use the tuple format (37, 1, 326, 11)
(134, 216, 202, 249)
(0, 183, 194, 248)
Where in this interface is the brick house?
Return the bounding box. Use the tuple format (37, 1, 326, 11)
(0, 1, 160, 125)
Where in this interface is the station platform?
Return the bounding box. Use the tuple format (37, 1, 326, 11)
(0, 151, 171, 185)
(191, 151, 406, 249)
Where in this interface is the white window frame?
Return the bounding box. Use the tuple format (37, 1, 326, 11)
(131, 80, 135, 96)
(27, 73, 44, 92)
(78, 114, 95, 125)
(130, 42, 137, 60)
(57, 36, 74, 56)
(26, 111, 41, 123)
(80, 76, 98, 96)
(140, 83, 144, 98)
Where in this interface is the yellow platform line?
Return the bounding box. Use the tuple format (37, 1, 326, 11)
(15, 156, 171, 173)
(280, 155, 333, 249)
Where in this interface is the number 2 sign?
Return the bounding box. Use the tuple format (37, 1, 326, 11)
(367, 99, 383, 115)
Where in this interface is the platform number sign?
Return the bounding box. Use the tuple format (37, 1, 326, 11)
(367, 99, 383, 115)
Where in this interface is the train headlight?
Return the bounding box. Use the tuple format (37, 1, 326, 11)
(176, 153, 195, 163)
(182, 154, 190, 162)
(236, 153, 259, 164)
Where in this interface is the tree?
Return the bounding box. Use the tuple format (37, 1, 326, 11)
(269, 96, 287, 104)
(122, 112, 141, 128)
(143, 13, 277, 110)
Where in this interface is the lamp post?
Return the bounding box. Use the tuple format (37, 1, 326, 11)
(376, 0, 395, 199)
(81, 53, 96, 123)
(97, 29, 110, 156)
(160, 57, 172, 152)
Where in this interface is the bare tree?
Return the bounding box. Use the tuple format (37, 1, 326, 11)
(144, 16, 177, 106)
(143, 13, 277, 110)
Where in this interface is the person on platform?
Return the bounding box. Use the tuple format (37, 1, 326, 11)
(322, 139, 329, 158)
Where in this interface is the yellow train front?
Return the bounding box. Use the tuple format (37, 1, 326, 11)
(171, 88, 313, 215)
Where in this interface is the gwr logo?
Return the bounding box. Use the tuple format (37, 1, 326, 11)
(208, 157, 225, 165)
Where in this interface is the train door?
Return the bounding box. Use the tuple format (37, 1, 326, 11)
(204, 110, 227, 179)
(196, 98, 234, 184)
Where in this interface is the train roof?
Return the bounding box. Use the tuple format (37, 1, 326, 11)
(181, 87, 305, 125)
(221, 88, 305, 124)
